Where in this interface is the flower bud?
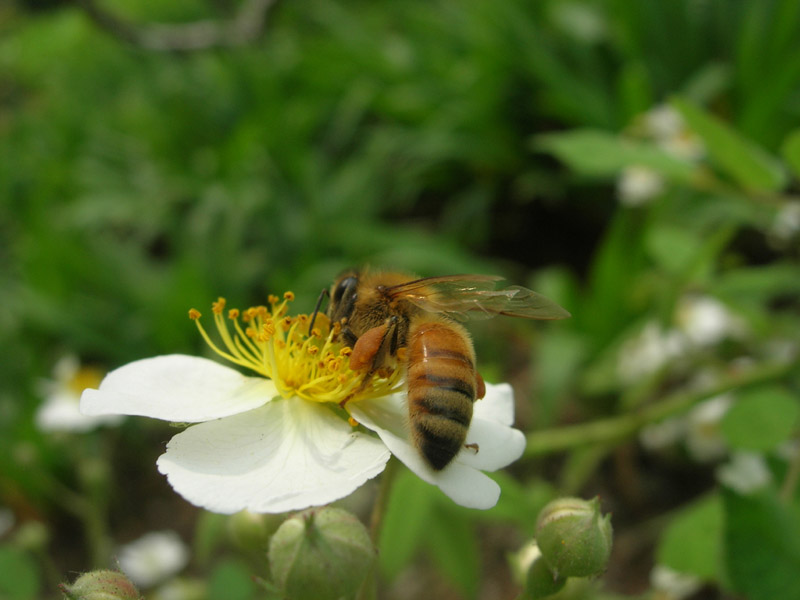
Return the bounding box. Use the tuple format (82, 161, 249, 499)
(535, 497, 612, 578)
(268, 507, 375, 600)
(512, 541, 566, 599)
(60, 570, 142, 600)
(526, 552, 567, 599)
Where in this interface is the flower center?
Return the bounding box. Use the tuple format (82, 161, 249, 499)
(189, 293, 403, 404)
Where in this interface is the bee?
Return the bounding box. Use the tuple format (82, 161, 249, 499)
(325, 269, 570, 471)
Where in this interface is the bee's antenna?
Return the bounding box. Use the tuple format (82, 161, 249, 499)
(308, 288, 330, 335)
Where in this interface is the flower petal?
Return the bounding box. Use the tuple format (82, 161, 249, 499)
(80, 355, 277, 423)
(350, 390, 519, 509)
(458, 417, 525, 472)
(473, 382, 515, 426)
(156, 398, 390, 513)
(37, 391, 124, 433)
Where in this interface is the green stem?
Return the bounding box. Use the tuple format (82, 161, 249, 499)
(524, 359, 796, 458)
(357, 457, 400, 600)
(369, 456, 399, 543)
(780, 434, 800, 503)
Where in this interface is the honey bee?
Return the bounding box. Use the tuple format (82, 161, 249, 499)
(325, 269, 570, 471)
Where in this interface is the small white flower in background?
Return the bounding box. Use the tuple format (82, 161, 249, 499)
(718, 452, 772, 493)
(769, 201, 800, 244)
(642, 104, 705, 162)
(650, 564, 702, 600)
(685, 394, 733, 463)
(716, 451, 772, 494)
(118, 530, 189, 588)
(639, 417, 685, 452)
(675, 295, 745, 347)
(617, 321, 687, 383)
(643, 105, 685, 141)
(619, 295, 745, 385)
(36, 356, 123, 433)
(617, 166, 665, 206)
(81, 295, 525, 513)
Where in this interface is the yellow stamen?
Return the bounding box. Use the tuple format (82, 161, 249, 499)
(189, 292, 403, 404)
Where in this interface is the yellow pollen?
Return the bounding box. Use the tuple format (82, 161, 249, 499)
(212, 297, 226, 314)
(189, 292, 403, 405)
(69, 366, 105, 395)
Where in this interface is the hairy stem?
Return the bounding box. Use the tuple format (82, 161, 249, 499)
(524, 359, 796, 458)
(358, 457, 400, 600)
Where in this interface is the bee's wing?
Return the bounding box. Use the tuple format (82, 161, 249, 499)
(385, 275, 571, 321)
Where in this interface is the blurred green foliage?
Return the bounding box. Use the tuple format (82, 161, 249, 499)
(2, 0, 800, 598)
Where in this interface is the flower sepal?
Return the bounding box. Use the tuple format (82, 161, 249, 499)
(268, 507, 376, 600)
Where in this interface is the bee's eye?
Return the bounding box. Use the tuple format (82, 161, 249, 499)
(333, 276, 358, 303)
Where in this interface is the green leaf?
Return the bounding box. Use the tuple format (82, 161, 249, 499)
(723, 489, 800, 600)
(713, 264, 800, 304)
(645, 224, 702, 274)
(720, 386, 799, 451)
(378, 467, 436, 579)
(656, 494, 723, 581)
(781, 129, 800, 179)
(208, 559, 258, 600)
(533, 330, 587, 427)
(0, 545, 40, 600)
(426, 507, 480, 599)
(534, 130, 695, 182)
(672, 97, 787, 192)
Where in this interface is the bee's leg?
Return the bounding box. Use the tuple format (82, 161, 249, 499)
(307, 288, 330, 336)
(340, 317, 399, 407)
(475, 372, 486, 400)
(464, 443, 480, 453)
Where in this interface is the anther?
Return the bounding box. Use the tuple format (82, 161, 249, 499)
(284, 291, 295, 301)
(188, 308, 202, 320)
(212, 297, 226, 314)
(228, 308, 240, 319)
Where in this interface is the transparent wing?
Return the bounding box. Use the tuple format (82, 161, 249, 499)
(385, 275, 571, 321)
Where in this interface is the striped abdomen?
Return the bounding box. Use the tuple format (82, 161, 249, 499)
(407, 321, 477, 470)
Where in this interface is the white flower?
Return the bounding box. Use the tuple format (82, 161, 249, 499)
(770, 201, 800, 244)
(81, 296, 525, 513)
(643, 104, 705, 162)
(716, 451, 772, 494)
(617, 166, 665, 206)
(36, 356, 123, 433)
(675, 295, 745, 347)
(639, 417, 685, 452)
(644, 105, 685, 141)
(617, 322, 687, 383)
(650, 564, 702, 600)
(685, 394, 733, 462)
(118, 530, 189, 588)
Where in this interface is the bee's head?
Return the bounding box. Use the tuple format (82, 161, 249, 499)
(328, 270, 360, 323)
